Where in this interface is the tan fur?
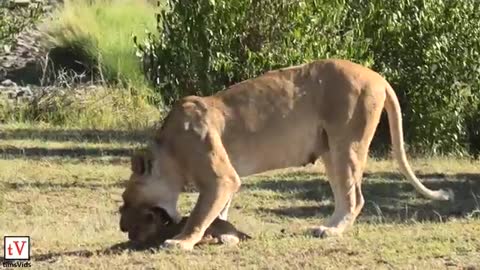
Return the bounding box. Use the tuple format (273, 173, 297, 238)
(120, 59, 452, 250)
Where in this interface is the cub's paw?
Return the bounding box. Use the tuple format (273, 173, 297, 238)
(162, 239, 195, 251)
(219, 234, 240, 246)
(311, 226, 343, 239)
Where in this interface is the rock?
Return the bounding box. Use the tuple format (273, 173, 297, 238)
(3, 45, 11, 54)
(1, 0, 75, 87)
(0, 2, 52, 86)
(16, 86, 33, 97)
(2, 62, 12, 69)
(12, 0, 32, 6)
(1, 79, 17, 87)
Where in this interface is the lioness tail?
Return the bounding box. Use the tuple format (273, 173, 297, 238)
(384, 85, 453, 201)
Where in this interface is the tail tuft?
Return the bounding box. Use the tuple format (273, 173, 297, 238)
(435, 188, 454, 201)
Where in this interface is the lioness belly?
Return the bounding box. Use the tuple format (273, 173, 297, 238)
(232, 135, 324, 176)
(215, 64, 330, 176)
(224, 109, 326, 176)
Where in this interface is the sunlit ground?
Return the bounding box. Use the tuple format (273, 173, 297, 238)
(1, 125, 479, 269)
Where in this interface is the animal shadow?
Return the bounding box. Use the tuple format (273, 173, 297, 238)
(28, 241, 160, 262)
(251, 172, 480, 223)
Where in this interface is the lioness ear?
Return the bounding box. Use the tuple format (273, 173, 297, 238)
(131, 153, 146, 175)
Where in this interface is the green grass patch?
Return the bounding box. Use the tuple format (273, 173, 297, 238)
(44, 0, 159, 88)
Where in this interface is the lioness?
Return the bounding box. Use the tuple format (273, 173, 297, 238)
(120, 59, 452, 250)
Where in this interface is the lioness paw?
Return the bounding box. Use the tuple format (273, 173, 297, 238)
(162, 239, 195, 251)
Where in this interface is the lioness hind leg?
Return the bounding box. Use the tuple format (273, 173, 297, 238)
(312, 146, 363, 238)
(312, 85, 385, 238)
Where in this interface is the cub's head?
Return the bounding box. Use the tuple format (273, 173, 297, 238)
(119, 147, 182, 244)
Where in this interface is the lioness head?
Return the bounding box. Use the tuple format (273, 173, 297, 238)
(119, 146, 183, 243)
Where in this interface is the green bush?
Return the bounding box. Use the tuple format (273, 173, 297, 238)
(136, 0, 373, 104)
(45, 0, 158, 89)
(351, 0, 480, 155)
(137, 0, 480, 156)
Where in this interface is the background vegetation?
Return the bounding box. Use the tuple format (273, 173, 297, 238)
(1, 0, 479, 157)
(0, 0, 161, 130)
(45, 0, 158, 88)
(138, 0, 480, 156)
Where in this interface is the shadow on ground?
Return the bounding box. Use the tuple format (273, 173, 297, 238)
(5, 179, 127, 191)
(0, 242, 159, 263)
(245, 172, 480, 223)
(0, 128, 149, 158)
(4, 179, 199, 193)
(0, 128, 149, 143)
(0, 146, 132, 158)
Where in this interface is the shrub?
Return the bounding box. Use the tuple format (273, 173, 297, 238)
(137, 0, 480, 156)
(351, 0, 480, 155)
(136, 0, 374, 104)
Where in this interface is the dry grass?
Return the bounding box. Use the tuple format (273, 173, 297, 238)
(1, 125, 479, 269)
(0, 87, 162, 129)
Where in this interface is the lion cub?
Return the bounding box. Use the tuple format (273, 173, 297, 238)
(138, 207, 251, 247)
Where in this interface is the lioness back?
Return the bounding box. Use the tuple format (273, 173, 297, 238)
(159, 59, 387, 176)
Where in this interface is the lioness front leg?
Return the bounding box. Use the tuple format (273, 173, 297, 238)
(163, 178, 240, 250)
(163, 130, 241, 250)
